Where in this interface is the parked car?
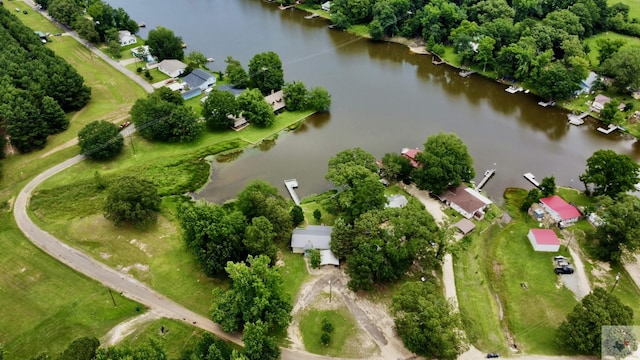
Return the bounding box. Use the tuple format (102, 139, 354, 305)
(119, 121, 131, 130)
(555, 266, 574, 275)
(487, 353, 500, 358)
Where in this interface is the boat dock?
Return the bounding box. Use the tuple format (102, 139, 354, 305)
(568, 112, 589, 126)
(476, 168, 496, 191)
(538, 101, 556, 107)
(459, 70, 476, 78)
(597, 124, 619, 134)
(284, 179, 301, 205)
(304, 13, 319, 19)
(523, 173, 540, 187)
(505, 86, 523, 94)
(432, 56, 445, 65)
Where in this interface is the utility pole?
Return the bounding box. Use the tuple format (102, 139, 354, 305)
(329, 280, 332, 303)
(107, 287, 117, 307)
(130, 135, 136, 156)
(610, 273, 621, 294)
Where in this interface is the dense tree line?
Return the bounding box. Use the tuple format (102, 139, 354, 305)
(0, 7, 90, 153)
(178, 180, 293, 277)
(299, 0, 640, 98)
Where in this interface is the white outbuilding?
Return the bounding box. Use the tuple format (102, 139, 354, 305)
(527, 229, 560, 252)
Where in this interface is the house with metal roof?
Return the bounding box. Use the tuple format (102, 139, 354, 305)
(539, 195, 581, 227)
(157, 59, 187, 78)
(527, 229, 560, 252)
(182, 69, 216, 91)
(291, 225, 333, 253)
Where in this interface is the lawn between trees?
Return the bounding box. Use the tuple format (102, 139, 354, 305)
(454, 187, 640, 355)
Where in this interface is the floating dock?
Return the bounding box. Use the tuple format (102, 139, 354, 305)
(505, 86, 523, 94)
(432, 56, 445, 65)
(523, 173, 540, 187)
(476, 168, 496, 191)
(597, 124, 619, 134)
(284, 179, 301, 205)
(459, 70, 476, 78)
(538, 101, 556, 107)
(304, 13, 319, 19)
(568, 112, 589, 126)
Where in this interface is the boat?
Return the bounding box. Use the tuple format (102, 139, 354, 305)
(138, 22, 146, 28)
(206, 57, 214, 62)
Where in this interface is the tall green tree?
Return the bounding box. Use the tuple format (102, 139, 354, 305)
(381, 152, 412, 181)
(236, 180, 293, 243)
(392, 281, 467, 360)
(326, 163, 386, 224)
(104, 177, 161, 227)
(202, 88, 238, 130)
(589, 195, 640, 261)
(77, 120, 124, 160)
(539, 176, 556, 197)
(580, 149, 640, 197)
(307, 87, 332, 112)
(283, 81, 308, 111)
(290, 205, 305, 226)
(225, 56, 249, 88)
(212, 255, 292, 332)
(146, 26, 184, 61)
(475, 36, 496, 71)
(237, 88, 275, 127)
(601, 44, 640, 93)
(412, 132, 475, 195)
(179, 201, 248, 276)
(58, 337, 100, 360)
(596, 38, 626, 65)
(48, 0, 83, 25)
(242, 320, 281, 360)
(557, 287, 634, 355)
(248, 51, 285, 95)
(244, 216, 278, 263)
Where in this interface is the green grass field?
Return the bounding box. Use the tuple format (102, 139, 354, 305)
(298, 306, 375, 357)
(584, 32, 640, 67)
(614, 0, 640, 21)
(112, 318, 206, 358)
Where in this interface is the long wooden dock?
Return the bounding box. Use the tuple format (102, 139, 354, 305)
(477, 168, 496, 191)
(538, 101, 556, 107)
(523, 173, 540, 187)
(284, 179, 301, 205)
(597, 124, 619, 134)
(459, 70, 476, 78)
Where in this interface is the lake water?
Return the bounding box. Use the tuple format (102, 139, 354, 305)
(107, 0, 640, 203)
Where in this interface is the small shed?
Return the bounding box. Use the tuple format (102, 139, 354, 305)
(453, 218, 475, 235)
(321, 1, 332, 11)
(527, 229, 560, 252)
(533, 208, 545, 220)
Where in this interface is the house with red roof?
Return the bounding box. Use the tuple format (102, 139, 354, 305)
(527, 229, 560, 252)
(436, 184, 492, 220)
(401, 148, 421, 168)
(539, 195, 581, 227)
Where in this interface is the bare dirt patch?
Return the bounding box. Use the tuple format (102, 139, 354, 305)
(101, 310, 161, 347)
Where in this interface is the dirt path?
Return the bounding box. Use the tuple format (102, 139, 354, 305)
(101, 310, 161, 347)
(623, 254, 640, 291)
(403, 183, 448, 223)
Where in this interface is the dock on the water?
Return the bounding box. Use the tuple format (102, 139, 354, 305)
(284, 179, 301, 205)
(568, 112, 589, 126)
(505, 86, 523, 94)
(476, 169, 496, 191)
(304, 13, 319, 19)
(597, 124, 619, 134)
(538, 101, 556, 107)
(459, 70, 476, 78)
(432, 56, 445, 65)
(523, 173, 540, 187)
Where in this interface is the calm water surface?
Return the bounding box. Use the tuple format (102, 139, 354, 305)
(108, 0, 640, 202)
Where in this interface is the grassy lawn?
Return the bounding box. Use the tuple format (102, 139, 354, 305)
(300, 191, 337, 226)
(298, 306, 370, 357)
(0, 209, 144, 359)
(614, 0, 640, 20)
(583, 32, 640, 67)
(12, 4, 61, 34)
(124, 62, 170, 83)
(279, 248, 311, 300)
(114, 318, 206, 358)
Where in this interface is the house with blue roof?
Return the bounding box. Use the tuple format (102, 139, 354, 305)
(182, 69, 216, 91)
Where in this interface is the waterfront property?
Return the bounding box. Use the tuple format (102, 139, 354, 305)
(436, 184, 492, 220)
(228, 113, 249, 131)
(181, 88, 201, 100)
(321, 1, 332, 11)
(400, 147, 421, 168)
(527, 229, 561, 252)
(591, 94, 611, 113)
(182, 68, 216, 91)
(117, 30, 137, 46)
(157, 59, 187, 78)
(523, 173, 540, 187)
(284, 179, 301, 205)
(575, 71, 599, 96)
(131, 45, 155, 63)
(265, 89, 286, 112)
(453, 218, 475, 235)
(290, 225, 333, 253)
(539, 195, 581, 227)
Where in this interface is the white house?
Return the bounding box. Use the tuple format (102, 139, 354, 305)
(527, 229, 560, 252)
(157, 59, 187, 78)
(291, 225, 333, 253)
(539, 195, 581, 227)
(182, 68, 216, 91)
(591, 94, 611, 113)
(117, 30, 137, 46)
(321, 1, 332, 11)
